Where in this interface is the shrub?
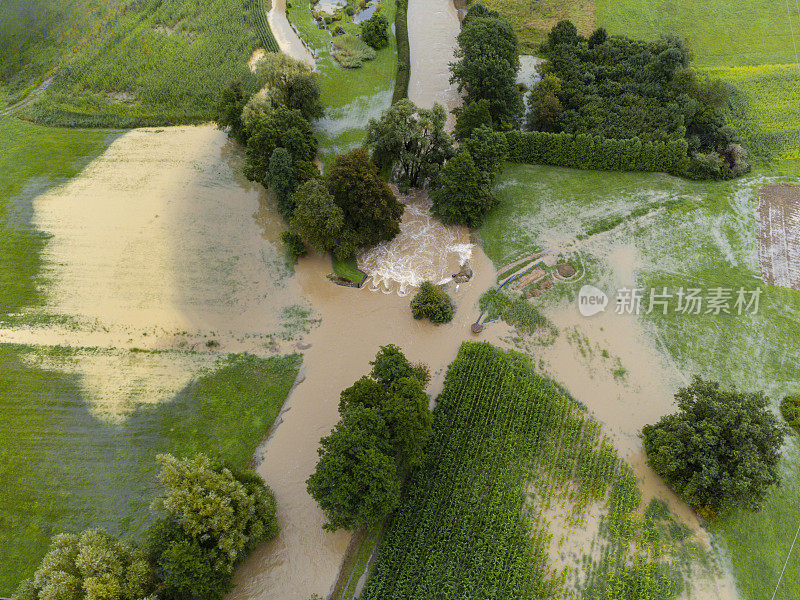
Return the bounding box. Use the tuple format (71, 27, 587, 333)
(642, 378, 785, 514)
(410, 281, 454, 324)
(361, 13, 389, 49)
(453, 99, 493, 142)
(781, 394, 800, 432)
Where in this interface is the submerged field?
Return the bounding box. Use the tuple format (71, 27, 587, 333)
(481, 162, 800, 600)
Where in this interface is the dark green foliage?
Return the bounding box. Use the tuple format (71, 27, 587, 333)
(527, 21, 748, 178)
(308, 345, 432, 530)
(365, 99, 455, 190)
(461, 3, 500, 27)
(410, 281, 454, 324)
(215, 81, 251, 144)
(266, 148, 298, 219)
(361, 13, 390, 50)
(431, 151, 498, 227)
(306, 405, 402, 531)
(245, 107, 317, 185)
(479, 289, 556, 336)
(642, 377, 785, 515)
(461, 124, 508, 184)
(284, 74, 325, 121)
(453, 99, 493, 142)
(392, 0, 411, 103)
(780, 394, 800, 433)
(289, 180, 347, 255)
(326, 148, 404, 248)
(449, 11, 522, 126)
(506, 130, 690, 174)
(281, 231, 308, 262)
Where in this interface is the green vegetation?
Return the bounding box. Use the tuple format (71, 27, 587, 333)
(362, 342, 696, 599)
(360, 12, 390, 50)
(0, 348, 300, 594)
(0, 117, 117, 314)
(781, 395, 800, 433)
(332, 255, 367, 285)
(643, 377, 785, 516)
(392, 0, 410, 103)
(431, 151, 498, 226)
(307, 345, 432, 530)
(479, 289, 556, 336)
(410, 282, 454, 324)
(8, 0, 277, 126)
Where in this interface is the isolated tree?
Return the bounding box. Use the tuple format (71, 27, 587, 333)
(361, 12, 389, 49)
(266, 147, 298, 220)
(410, 281, 454, 324)
(326, 148, 403, 248)
(289, 179, 349, 256)
(365, 99, 454, 190)
(461, 124, 508, 183)
(527, 73, 563, 132)
(16, 530, 154, 600)
(453, 99, 493, 142)
(431, 151, 498, 227)
(244, 106, 317, 185)
(642, 377, 785, 515)
(450, 15, 522, 125)
(306, 405, 401, 530)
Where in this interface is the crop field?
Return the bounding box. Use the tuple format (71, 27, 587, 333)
(483, 163, 800, 600)
(0, 346, 300, 594)
(6, 0, 276, 127)
(287, 0, 397, 164)
(362, 342, 712, 599)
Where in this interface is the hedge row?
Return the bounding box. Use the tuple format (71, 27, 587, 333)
(506, 130, 689, 175)
(391, 0, 410, 104)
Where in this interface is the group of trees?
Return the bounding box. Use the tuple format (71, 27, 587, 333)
(307, 345, 432, 530)
(643, 377, 785, 516)
(17, 454, 279, 600)
(527, 21, 750, 179)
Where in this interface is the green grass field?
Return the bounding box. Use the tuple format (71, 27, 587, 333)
(4, 0, 277, 126)
(287, 0, 397, 165)
(482, 163, 800, 600)
(0, 347, 300, 595)
(0, 117, 118, 312)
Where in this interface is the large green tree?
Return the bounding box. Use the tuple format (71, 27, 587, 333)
(461, 124, 508, 184)
(450, 11, 521, 126)
(289, 179, 351, 257)
(326, 148, 403, 248)
(453, 99, 493, 142)
(431, 151, 498, 227)
(266, 147, 298, 220)
(244, 106, 317, 185)
(365, 99, 454, 190)
(360, 12, 390, 50)
(642, 377, 785, 515)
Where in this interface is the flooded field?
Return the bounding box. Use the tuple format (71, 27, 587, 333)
(758, 184, 800, 289)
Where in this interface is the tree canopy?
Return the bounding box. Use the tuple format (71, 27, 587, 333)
(431, 150, 498, 227)
(410, 281, 454, 324)
(290, 179, 349, 257)
(642, 377, 785, 515)
(361, 12, 390, 50)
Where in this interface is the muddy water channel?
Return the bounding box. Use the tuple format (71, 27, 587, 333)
(269, 0, 316, 66)
(407, 0, 462, 127)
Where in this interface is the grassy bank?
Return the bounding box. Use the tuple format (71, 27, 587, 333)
(0, 347, 300, 594)
(0, 117, 118, 312)
(482, 163, 800, 600)
(5, 0, 276, 127)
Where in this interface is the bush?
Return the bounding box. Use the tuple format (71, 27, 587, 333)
(642, 378, 785, 515)
(410, 281, 454, 324)
(361, 13, 389, 50)
(281, 231, 308, 262)
(781, 394, 800, 432)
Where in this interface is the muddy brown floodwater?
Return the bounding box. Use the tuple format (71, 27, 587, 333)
(269, 0, 316, 66)
(230, 249, 508, 600)
(407, 0, 462, 129)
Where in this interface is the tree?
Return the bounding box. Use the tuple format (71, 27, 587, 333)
(306, 405, 401, 531)
(289, 179, 349, 256)
(16, 530, 154, 600)
(642, 377, 786, 515)
(244, 106, 317, 185)
(381, 376, 433, 470)
(780, 394, 800, 433)
(461, 125, 508, 184)
(453, 99, 493, 142)
(526, 73, 563, 132)
(361, 12, 389, 50)
(326, 148, 404, 248)
(450, 15, 522, 125)
(284, 73, 324, 121)
(588, 27, 607, 49)
(370, 343, 429, 388)
(410, 281, 454, 324)
(266, 147, 298, 220)
(365, 99, 454, 190)
(431, 151, 498, 227)
(215, 80, 250, 144)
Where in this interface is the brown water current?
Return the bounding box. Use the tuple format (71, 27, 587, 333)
(407, 0, 462, 129)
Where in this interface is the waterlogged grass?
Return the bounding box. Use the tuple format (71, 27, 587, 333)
(483, 163, 800, 600)
(0, 347, 300, 595)
(13, 0, 274, 127)
(332, 254, 367, 284)
(0, 117, 117, 312)
(287, 0, 397, 165)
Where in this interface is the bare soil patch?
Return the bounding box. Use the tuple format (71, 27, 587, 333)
(758, 184, 800, 289)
